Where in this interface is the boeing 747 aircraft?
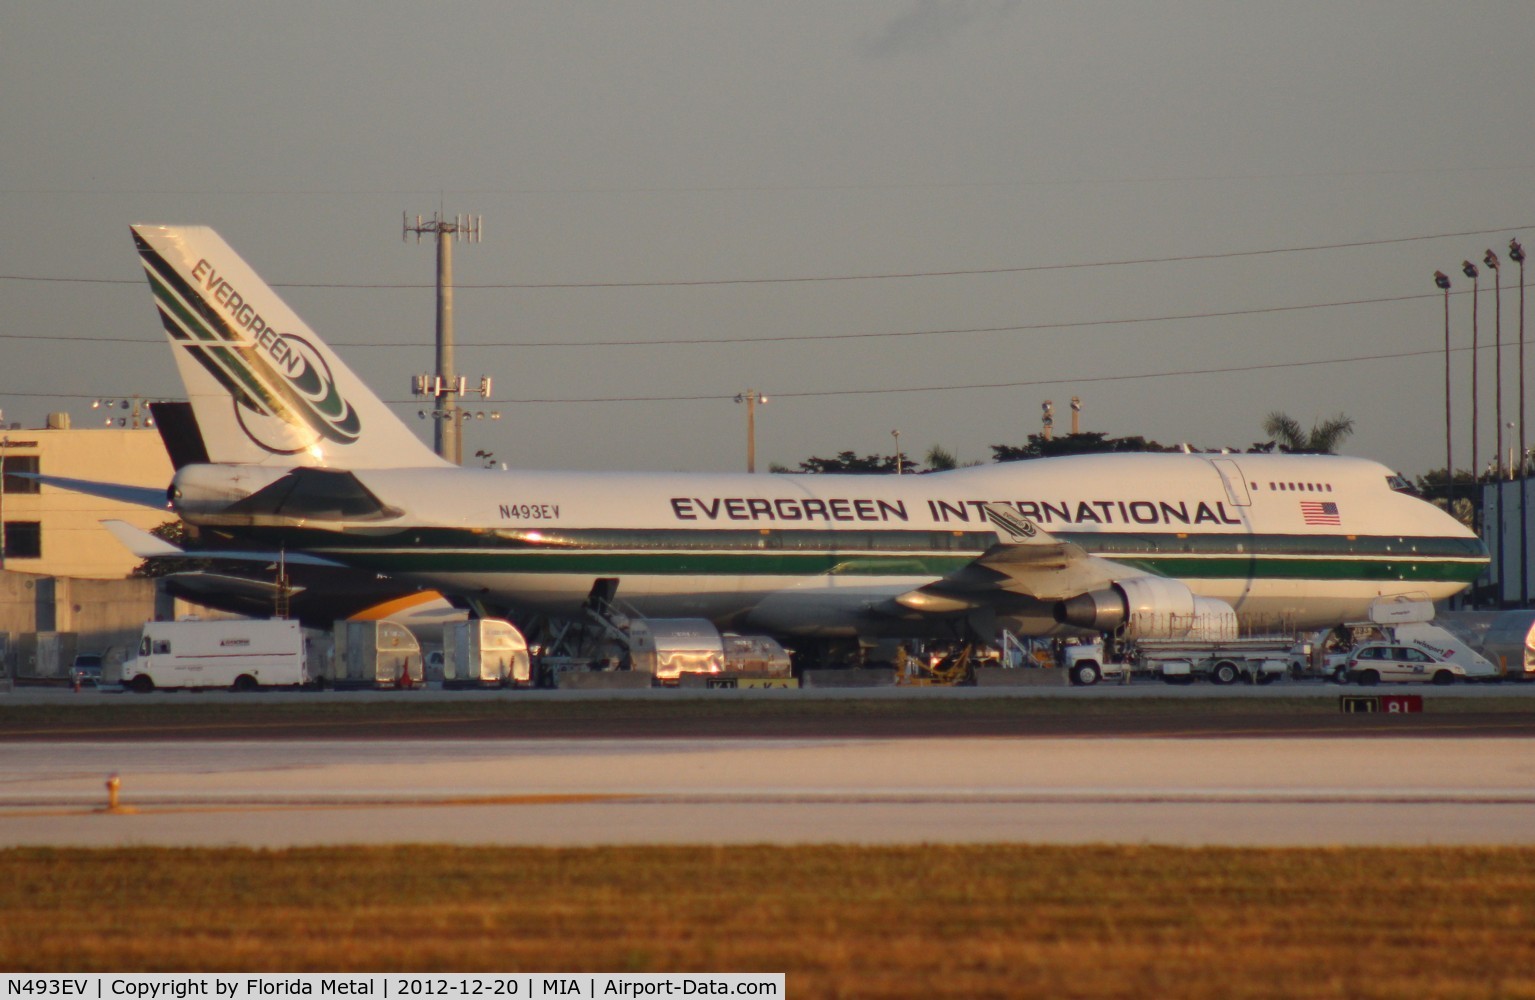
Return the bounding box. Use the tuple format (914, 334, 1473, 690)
(130, 225, 1487, 650)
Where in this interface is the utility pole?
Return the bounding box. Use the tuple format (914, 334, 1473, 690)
(735, 391, 767, 473)
(405, 212, 484, 465)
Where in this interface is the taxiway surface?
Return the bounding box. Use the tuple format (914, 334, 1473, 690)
(3, 734, 1532, 848)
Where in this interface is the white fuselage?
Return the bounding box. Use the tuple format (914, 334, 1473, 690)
(175, 451, 1485, 638)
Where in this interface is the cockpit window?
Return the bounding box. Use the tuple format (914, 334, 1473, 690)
(1387, 474, 1417, 496)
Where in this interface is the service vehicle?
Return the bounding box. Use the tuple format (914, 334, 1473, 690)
(121, 619, 308, 692)
(1061, 635, 1301, 686)
(69, 652, 104, 687)
(1342, 640, 1498, 685)
(1479, 609, 1535, 681)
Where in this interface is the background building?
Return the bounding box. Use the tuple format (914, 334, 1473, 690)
(1, 415, 176, 678)
(1, 415, 172, 578)
(1484, 478, 1535, 608)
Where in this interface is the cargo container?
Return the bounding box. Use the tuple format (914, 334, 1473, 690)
(722, 633, 793, 676)
(628, 619, 724, 681)
(333, 619, 422, 688)
(443, 618, 530, 687)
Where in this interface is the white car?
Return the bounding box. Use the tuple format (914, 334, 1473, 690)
(1343, 642, 1491, 685)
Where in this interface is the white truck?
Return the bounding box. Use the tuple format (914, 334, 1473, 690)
(1061, 635, 1302, 686)
(121, 619, 308, 693)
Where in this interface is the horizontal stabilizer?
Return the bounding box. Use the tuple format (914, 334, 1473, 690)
(98, 520, 349, 568)
(101, 520, 183, 558)
(160, 571, 308, 602)
(21, 473, 170, 510)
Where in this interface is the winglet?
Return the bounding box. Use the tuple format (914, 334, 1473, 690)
(981, 502, 1048, 544)
(888, 504, 1113, 614)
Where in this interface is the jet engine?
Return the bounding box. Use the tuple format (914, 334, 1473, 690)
(1055, 577, 1237, 641)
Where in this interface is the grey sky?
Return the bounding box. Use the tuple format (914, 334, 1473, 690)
(3, 1, 1533, 477)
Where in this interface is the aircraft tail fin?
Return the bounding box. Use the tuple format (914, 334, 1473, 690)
(131, 225, 448, 469)
(147, 401, 210, 470)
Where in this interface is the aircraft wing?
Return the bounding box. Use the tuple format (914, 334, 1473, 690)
(887, 504, 1130, 615)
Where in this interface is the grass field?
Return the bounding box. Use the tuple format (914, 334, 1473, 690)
(2, 692, 1533, 738)
(4, 845, 1534, 999)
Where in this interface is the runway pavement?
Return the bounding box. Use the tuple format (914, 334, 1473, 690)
(2, 735, 1532, 848)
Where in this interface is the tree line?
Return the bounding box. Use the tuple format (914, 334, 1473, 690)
(773, 412, 1357, 475)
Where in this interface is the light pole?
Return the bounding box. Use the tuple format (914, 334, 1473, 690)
(1436, 270, 1454, 520)
(735, 391, 767, 473)
(1488, 249, 1505, 600)
(1463, 259, 1481, 529)
(1513, 237, 1528, 604)
(1487, 250, 1504, 476)
(90, 396, 153, 429)
(891, 429, 903, 475)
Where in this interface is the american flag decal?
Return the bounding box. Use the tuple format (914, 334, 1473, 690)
(1300, 500, 1341, 525)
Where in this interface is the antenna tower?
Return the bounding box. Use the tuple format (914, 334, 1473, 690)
(403, 212, 489, 465)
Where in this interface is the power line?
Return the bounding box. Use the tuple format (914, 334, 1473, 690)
(357, 291, 1439, 349)
(5, 161, 1533, 197)
(0, 288, 1478, 351)
(420, 224, 1535, 288)
(376, 342, 1465, 406)
(1, 223, 1527, 290)
(0, 340, 1506, 407)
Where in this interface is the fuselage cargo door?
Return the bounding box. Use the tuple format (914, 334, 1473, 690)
(1210, 458, 1252, 507)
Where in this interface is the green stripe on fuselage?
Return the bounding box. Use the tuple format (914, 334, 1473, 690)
(219, 524, 1485, 584)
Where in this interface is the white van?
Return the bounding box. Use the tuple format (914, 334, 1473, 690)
(121, 619, 308, 692)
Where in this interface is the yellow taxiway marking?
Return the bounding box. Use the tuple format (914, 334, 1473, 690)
(0, 715, 497, 739)
(0, 794, 639, 819)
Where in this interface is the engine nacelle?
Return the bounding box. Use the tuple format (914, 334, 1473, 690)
(1055, 577, 1237, 640)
